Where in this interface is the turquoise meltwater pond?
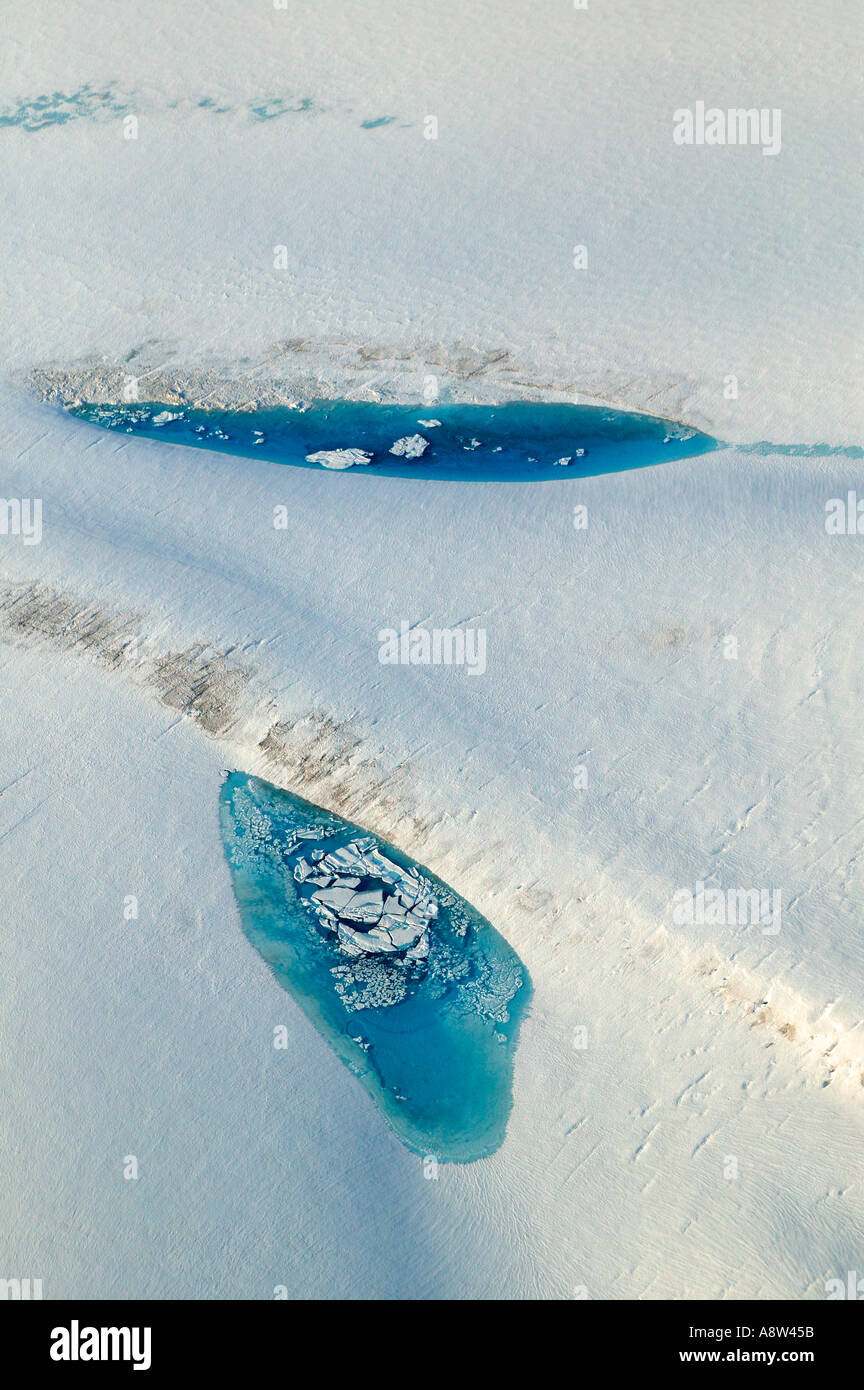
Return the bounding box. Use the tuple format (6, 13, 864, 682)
(220, 772, 531, 1162)
(72, 399, 718, 480)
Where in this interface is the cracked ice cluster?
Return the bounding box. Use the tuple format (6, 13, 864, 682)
(293, 835, 437, 960)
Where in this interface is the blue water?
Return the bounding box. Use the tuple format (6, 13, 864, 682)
(0, 87, 327, 132)
(735, 441, 864, 459)
(247, 95, 317, 121)
(71, 400, 718, 480)
(0, 85, 130, 130)
(219, 773, 530, 1161)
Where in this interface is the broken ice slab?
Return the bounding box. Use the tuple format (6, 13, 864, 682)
(219, 771, 530, 1161)
(304, 447, 373, 469)
(389, 433, 429, 458)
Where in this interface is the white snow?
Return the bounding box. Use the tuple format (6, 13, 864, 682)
(2, 0, 860, 444)
(0, 0, 861, 1302)
(1, 384, 863, 1297)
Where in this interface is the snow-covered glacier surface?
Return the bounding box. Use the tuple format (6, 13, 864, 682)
(1, 383, 863, 1299)
(0, 0, 861, 1303)
(6, 0, 861, 444)
(220, 774, 529, 1161)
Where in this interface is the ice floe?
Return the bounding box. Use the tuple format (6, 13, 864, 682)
(389, 434, 429, 458)
(294, 834, 437, 961)
(305, 447, 374, 469)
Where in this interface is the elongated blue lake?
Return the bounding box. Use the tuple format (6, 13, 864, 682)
(71, 400, 717, 480)
(220, 773, 530, 1161)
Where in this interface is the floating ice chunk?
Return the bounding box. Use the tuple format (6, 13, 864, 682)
(306, 448, 374, 469)
(334, 928, 368, 957)
(294, 835, 438, 959)
(339, 888, 385, 925)
(463, 438, 481, 451)
(337, 921, 397, 955)
(311, 885, 359, 914)
(553, 456, 572, 467)
(285, 826, 334, 856)
(417, 418, 441, 428)
(389, 434, 429, 459)
(380, 918, 419, 948)
(152, 410, 183, 425)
